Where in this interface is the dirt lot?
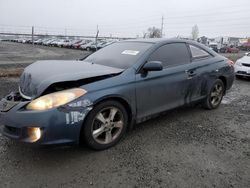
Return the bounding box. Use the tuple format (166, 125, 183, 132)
(0, 42, 249, 188)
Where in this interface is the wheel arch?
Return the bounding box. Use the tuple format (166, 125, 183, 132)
(79, 95, 135, 143)
(218, 76, 227, 94)
(93, 96, 134, 128)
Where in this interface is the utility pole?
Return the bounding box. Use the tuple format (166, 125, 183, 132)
(161, 15, 164, 38)
(31, 26, 34, 46)
(95, 25, 99, 51)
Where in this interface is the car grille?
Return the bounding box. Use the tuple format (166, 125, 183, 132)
(242, 63, 250, 67)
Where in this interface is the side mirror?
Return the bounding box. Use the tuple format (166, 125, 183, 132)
(245, 52, 250, 56)
(143, 61, 163, 72)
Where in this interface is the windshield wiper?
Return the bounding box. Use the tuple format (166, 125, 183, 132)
(78, 54, 91, 61)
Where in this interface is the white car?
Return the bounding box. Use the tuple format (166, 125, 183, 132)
(80, 41, 95, 50)
(235, 52, 250, 78)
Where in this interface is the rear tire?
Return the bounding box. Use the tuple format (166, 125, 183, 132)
(81, 100, 128, 150)
(203, 79, 225, 110)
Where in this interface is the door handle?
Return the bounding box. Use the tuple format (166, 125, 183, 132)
(185, 69, 197, 79)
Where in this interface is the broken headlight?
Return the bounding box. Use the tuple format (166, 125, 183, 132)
(26, 88, 87, 111)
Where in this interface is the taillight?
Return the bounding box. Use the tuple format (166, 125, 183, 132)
(227, 60, 235, 67)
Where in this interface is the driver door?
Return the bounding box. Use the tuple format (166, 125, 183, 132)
(135, 43, 192, 120)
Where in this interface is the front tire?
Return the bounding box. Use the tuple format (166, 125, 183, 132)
(203, 79, 225, 110)
(81, 100, 128, 150)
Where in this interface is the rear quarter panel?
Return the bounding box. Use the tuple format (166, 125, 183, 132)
(198, 56, 234, 95)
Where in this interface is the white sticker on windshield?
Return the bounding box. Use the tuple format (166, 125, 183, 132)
(122, 50, 140, 55)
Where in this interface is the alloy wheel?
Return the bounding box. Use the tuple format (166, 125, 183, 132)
(210, 83, 223, 107)
(91, 107, 124, 145)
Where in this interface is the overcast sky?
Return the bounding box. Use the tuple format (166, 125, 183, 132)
(0, 0, 249, 38)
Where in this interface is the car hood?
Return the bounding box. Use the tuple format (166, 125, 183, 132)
(19, 60, 123, 99)
(238, 56, 250, 64)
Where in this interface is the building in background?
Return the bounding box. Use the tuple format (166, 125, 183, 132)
(214, 36, 241, 47)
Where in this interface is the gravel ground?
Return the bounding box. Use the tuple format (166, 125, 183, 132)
(0, 42, 249, 188)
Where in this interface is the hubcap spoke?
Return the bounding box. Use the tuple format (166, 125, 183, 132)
(109, 108, 118, 121)
(211, 83, 223, 106)
(93, 126, 105, 138)
(217, 87, 222, 94)
(211, 92, 217, 97)
(215, 84, 219, 91)
(96, 113, 106, 124)
(105, 131, 112, 143)
(113, 120, 123, 128)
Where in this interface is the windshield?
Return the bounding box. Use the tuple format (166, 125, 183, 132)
(83, 42, 153, 69)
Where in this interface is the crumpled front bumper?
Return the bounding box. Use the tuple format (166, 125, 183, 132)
(0, 95, 93, 146)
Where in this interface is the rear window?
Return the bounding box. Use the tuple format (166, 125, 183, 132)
(189, 45, 210, 59)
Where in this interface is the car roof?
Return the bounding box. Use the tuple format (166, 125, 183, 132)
(121, 38, 218, 56)
(123, 38, 192, 44)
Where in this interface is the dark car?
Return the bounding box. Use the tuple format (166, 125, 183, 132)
(209, 44, 218, 52)
(219, 46, 228, 53)
(0, 39, 235, 150)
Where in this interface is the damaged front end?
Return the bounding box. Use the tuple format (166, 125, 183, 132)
(18, 60, 123, 99)
(0, 88, 94, 145)
(0, 61, 123, 145)
(0, 91, 26, 112)
(0, 60, 124, 145)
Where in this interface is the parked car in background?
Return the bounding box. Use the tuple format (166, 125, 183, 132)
(240, 42, 250, 51)
(85, 41, 109, 51)
(50, 39, 61, 47)
(62, 39, 75, 48)
(209, 43, 218, 52)
(219, 46, 228, 53)
(227, 46, 239, 53)
(41, 38, 52, 45)
(17, 38, 24, 43)
(66, 40, 81, 48)
(80, 41, 95, 51)
(50, 39, 67, 47)
(235, 52, 250, 78)
(72, 40, 84, 49)
(0, 39, 235, 150)
(25, 39, 33, 44)
(34, 39, 43, 45)
(87, 42, 99, 51)
(57, 39, 70, 48)
(100, 41, 115, 48)
(43, 39, 56, 46)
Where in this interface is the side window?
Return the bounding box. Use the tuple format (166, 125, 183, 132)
(189, 45, 211, 59)
(148, 43, 190, 68)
